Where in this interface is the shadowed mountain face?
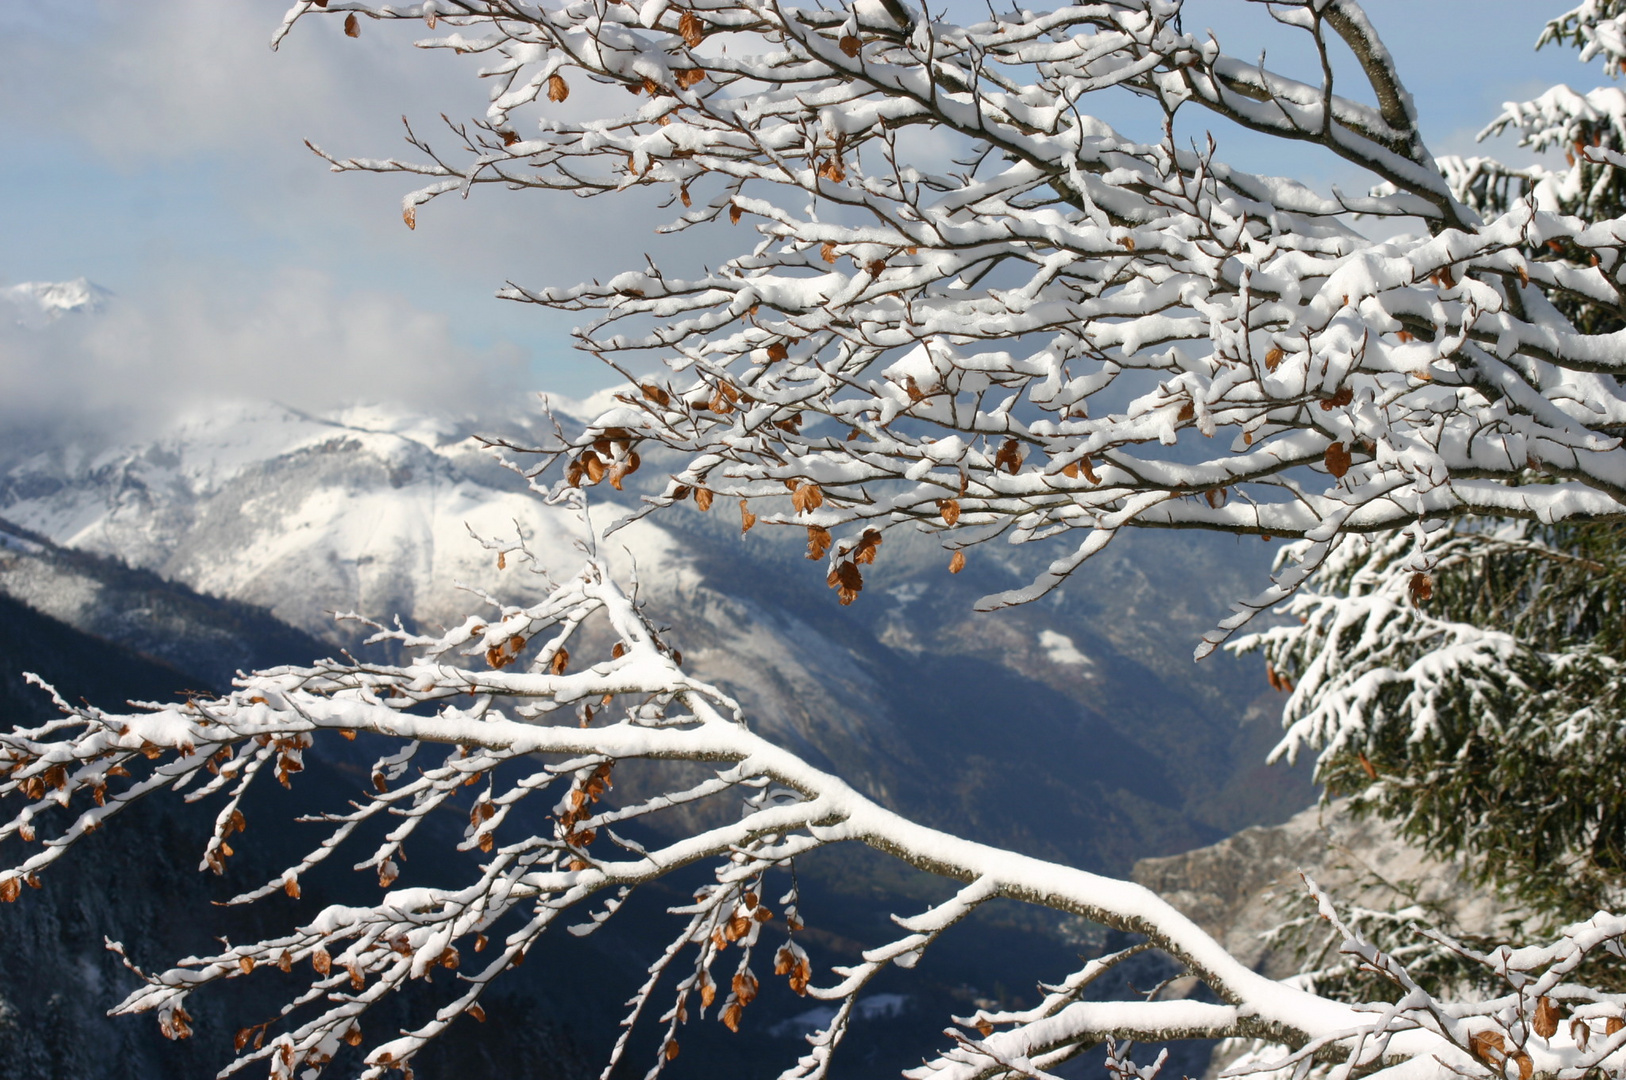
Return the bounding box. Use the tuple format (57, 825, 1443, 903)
(0, 401, 1314, 1079)
(0, 593, 593, 1080)
(0, 592, 1215, 1080)
(0, 516, 332, 691)
(0, 402, 1313, 868)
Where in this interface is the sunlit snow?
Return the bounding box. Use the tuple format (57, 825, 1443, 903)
(1038, 629, 1090, 666)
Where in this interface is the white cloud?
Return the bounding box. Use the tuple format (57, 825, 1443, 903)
(0, 0, 1600, 462)
(0, 268, 526, 452)
(0, 0, 706, 412)
(1, 1, 463, 168)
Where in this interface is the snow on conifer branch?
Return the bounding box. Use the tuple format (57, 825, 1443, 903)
(1540, 1, 1626, 76)
(1236, 519, 1626, 924)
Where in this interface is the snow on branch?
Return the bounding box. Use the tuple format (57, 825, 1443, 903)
(1233, 518, 1626, 922)
(1220, 874, 1626, 1080)
(4, 560, 1626, 1080)
(275, 0, 1626, 654)
(1540, 2, 1626, 77)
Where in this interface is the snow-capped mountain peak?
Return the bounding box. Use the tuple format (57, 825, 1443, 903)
(0, 401, 696, 638)
(3, 276, 111, 322)
(2, 278, 112, 327)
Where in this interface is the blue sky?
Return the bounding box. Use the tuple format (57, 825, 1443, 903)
(0, 1, 1602, 435)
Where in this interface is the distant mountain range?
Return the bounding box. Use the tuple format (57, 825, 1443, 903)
(0, 396, 1313, 867)
(0, 281, 1316, 1080)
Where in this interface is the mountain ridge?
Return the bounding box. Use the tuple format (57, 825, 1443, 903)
(0, 399, 1315, 871)
(0, 392, 1313, 1080)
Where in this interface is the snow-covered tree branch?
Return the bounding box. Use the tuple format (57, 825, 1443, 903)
(1232, 0, 1626, 931)
(10, 1, 1626, 1077)
(283, 0, 1626, 658)
(7, 558, 1626, 1080)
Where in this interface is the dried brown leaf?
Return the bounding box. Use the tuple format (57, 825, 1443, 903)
(853, 528, 882, 564)
(792, 482, 824, 514)
(1319, 386, 1354, 410)
(1470, 1030, 1505, 1064)
(1324, 441, 1352, 478)
(1535, 997, 1560, 1040)
(828, 560, 863, 604)
(679, 10, 704, 46)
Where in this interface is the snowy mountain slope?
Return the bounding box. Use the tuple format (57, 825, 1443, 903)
(0, 400, 1314, 872)
(0, 402, 693, 641)
(0, 516, 328, 691)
